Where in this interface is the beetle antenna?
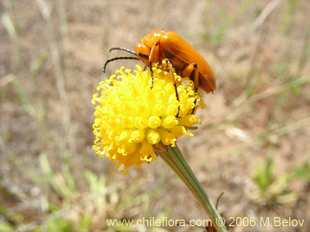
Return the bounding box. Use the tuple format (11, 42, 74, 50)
(109, 47, 138, 56)
(103, 56, 139, 73)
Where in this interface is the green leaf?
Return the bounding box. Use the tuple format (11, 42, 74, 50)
(79, 214, 92, 232)
(253, 157, 274, 193)
(46, 217, 73, 232)
(0, 222, 14, 232)
(84, 171, 106, 195)
(292, 162, 310, 181)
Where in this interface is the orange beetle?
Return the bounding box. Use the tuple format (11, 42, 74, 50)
(104, 30, 215, 93)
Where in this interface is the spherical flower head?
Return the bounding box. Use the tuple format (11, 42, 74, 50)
(92, 63, 200, 170)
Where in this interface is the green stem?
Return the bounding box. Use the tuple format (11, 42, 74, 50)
(158, 145, 227, 232)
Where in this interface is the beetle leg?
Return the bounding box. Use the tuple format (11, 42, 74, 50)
(181, 63, 199, 91)
(174, 82, 180, 118)
(148, 41, 160, 88)
(192, 64, 199, 92)
(149, 41, 160, 64)
(182, 63, 199, 113)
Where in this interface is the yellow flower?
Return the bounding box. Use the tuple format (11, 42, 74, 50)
(92, 62, 200, 170)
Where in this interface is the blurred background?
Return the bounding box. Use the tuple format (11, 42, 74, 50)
(0, 0, 309, 231)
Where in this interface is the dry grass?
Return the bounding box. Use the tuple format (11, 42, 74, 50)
(0, 0, 309, 231)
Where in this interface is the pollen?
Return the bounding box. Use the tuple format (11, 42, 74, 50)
(92, 63, 201, 170)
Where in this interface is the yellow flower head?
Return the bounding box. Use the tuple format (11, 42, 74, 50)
(92, 62, 200, 170)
